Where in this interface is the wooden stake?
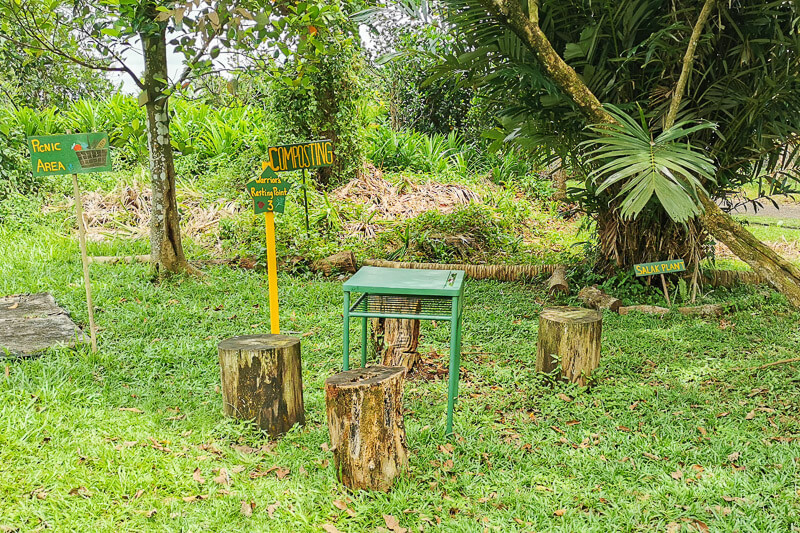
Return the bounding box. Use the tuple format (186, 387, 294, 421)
(660, 274, 671, 306)
(264, 211, 280, 334)
(71, 173, 97, 353)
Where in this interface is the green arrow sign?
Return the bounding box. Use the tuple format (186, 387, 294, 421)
(27, 133, 112, 176)
(247, 167, 292, 214)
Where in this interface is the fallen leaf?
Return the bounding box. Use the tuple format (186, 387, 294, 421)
(213, 468, 230, 485)
(550, 425, 565, 434)
(166, 414, 185, 421)
(275, 467, 290, 479)
(383, 514, 407, 533)
(68, 486, 92, 498)
(232, 444, 257, 454)
(692, 518, 710, 532)
(671, 470, 683, 480)
(553, 509, 566, 516)
(666, 522, 681, 533)
(181, 495, 207, 503)
(745, 410, 756, 420)
(118, 407, 142, 413)
(133, 509, 156, 518)
(322, 525, 342, 533)
(438, 443, 454, 455)
(7, 302, 19, 310)
(716, 412, 730, 418)
(697, 426, 707, 436)
(192, 468, 205, 484)
(231, 465, 246, 474)
(617, 425, 631, 432)
(642, 452, 661, 461)
(727, 452, 741, 463)
(133, 489, 144, 500)
(240, 500, 253, 517)
(557, 393, 572, 402)
(268, 501, 279, 518)
(333, 500, 348, 511)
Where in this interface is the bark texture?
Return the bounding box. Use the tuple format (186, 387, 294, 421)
(619, 305, 670, 316)
(141, 26, 193, 275)
(363, 259, 557, 281)
(578, 286, 622, 313)
(537, 306, 602, 386)
(325, 366, 409, 491)
(370, 296, 421, 372)
(218, 334, 305, 437)
(312, 250, 358, 275)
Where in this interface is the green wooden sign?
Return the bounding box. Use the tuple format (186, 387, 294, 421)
(27, 133, 111, 176)
(264, 139, 333, 172)
(634, 259, 686, 277)
(247, 167, 292, 214)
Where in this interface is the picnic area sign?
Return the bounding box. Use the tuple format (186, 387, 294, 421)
(634, 259, 686, 277)
(264, 139, 333, 172)
(27, 133, 111, 176)
(25, 133, 112, 353)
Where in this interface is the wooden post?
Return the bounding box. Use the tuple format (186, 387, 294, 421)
(218, 334, 304, 438)
(264, 211, 280, 334)
(536, 306, 602, 386)
(660, 273, 672, 306)
(71, 173, 97, 353)
(325, 366, 408, 491)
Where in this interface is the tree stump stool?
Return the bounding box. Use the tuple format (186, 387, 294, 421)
(325, 366, 409, 491)
(536, 307, 602, 386)
(218, 334, 305, 438)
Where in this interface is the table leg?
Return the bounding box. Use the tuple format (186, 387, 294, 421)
(343, 291, 350, 371)
(360, 315, 368, 367)
(446, 296, 460, 436)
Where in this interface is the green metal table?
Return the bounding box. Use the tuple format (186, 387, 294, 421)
(342, 266, 465, 435)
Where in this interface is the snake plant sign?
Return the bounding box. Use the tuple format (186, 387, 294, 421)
(264, 139, 333, 172)
(634, 259, 686, 277)
(27, 133, 112, 176)
(246, 166, 292, 214)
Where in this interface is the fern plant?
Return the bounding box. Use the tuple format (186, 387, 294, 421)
(583, 106, 718, 223)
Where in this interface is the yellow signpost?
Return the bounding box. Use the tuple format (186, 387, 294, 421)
(249, 162, 293, 334)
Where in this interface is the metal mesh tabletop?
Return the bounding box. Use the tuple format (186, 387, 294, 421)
(349, 293, 455, 320)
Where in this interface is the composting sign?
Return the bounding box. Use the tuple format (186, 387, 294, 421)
(264, 139, 333, 172)
(27, 133, 111, 176)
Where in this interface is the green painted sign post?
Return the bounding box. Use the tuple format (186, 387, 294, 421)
(264, 139, 334, 233)
(246, 166, 292, 215)
(633, 259, 686, 305)
(25, 133, 112, 353)
(27, 133, 111, 176)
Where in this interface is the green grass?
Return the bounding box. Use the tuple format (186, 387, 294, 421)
(1, 226, 799, 532)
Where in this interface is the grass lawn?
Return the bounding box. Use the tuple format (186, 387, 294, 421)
(1, 226, 799, 532)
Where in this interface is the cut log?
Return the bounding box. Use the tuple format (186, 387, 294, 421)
(547, 265, 569, 296)
(578, 286, 622, 313)
(363, 259, 558, 282)
(312, 250, 358, 275)
(619, 305, 670, 316)
(369, 296, 421, 372)
(218, 334, 305, 438)
(537, 306, 602, 386)
(325, 366, 409, 491)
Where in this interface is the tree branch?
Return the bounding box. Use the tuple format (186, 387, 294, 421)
(664, 0, 716, 129)
(474, 0, 613, 125)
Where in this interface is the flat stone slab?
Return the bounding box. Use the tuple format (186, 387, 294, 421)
(0, 293, 87, 357)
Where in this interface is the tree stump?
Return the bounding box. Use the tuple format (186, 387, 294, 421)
(325, 366, 409, 491)
(369, 296, 421, 371)
(536, 307, 602, 386)
(547, 265, 569, 296)
(218, 334, 305, 438)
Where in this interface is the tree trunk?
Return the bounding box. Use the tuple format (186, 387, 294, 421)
(578, 286, 622, 313)
(699, 195, 800, 307)
(325, 366, 409, 491)
(218, 334, 305, 438)
(370, 296, 421, 372)
(140, 27, 194, 275)
(536, 306, 602, 386)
